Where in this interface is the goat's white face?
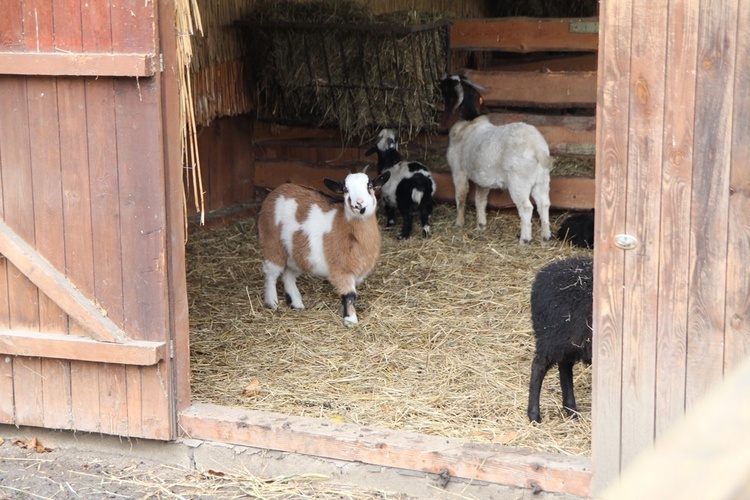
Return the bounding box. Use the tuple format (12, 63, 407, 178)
(376, 129, 398, 152)
(342, 173, 377, 219)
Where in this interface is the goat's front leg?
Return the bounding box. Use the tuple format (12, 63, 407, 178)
(474, 186, 490, 230)
(528, 354, 553, 423)
(341, 292, 358, 327)
(331, 274, 358, 327)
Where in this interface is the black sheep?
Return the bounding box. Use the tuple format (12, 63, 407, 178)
(365, 129, 436, 239)
(527, 256, 593, 423)
(556, 211, 595, 249)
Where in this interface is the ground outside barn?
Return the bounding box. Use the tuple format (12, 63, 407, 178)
(0, 426, 586, 499)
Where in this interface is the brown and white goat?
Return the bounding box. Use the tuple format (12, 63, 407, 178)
(257, 172, 390, 327)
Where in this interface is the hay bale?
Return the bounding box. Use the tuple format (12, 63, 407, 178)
(187, 202, 593, 456)
(239, 1, 452, 141)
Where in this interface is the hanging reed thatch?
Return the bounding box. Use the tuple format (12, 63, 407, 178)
(238, 1, 453, 141)
(187, 203, 593, 457)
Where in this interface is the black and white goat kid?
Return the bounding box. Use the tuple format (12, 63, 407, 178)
(365, 129, 436, 239)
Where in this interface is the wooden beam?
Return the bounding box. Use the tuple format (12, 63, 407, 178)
(0, 330, 165, 366)
(180, 403, 591, 497)
(487, 113, 596, 153)
(462, 69, 598, 108)
(0, 52, 156, 77)
(255, 160, 596, 210)
(0, 220, 127, 343)
(450, 17, 599, 53)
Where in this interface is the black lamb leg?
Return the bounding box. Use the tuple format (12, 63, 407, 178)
(559, 358, 578, 418)
(398, 210, 414, 240)
(527, 355, 553, 423)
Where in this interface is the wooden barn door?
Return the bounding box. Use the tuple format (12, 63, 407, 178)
(0, 0, 186, 440)
(593, 0, 750, 492)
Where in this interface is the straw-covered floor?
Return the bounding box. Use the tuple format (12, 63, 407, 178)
(187, 202, 593, 457)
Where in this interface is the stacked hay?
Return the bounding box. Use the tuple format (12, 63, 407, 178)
(240, 1, 452, 141)
(187, 204, 593, 456)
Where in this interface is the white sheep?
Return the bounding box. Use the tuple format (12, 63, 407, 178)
(365, 129, 436, 239)
(257, 171, 390, 327)
(439, 74, 552, 244)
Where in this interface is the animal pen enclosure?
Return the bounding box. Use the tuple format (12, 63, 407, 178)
(1, 0, 750, 497)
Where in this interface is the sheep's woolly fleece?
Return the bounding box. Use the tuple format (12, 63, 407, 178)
(187, 203, 593, 456)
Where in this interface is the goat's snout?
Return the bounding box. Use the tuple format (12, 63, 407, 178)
(353, 198, 367, 214)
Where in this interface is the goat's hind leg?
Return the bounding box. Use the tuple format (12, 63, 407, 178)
(532, 182, 551, 242)
(420, 198, 433, 238)
(510, 192, 534, 244)
(558, 358, 579, 418)
(281, 268, 305, 310)
(474, 186, 490, 230)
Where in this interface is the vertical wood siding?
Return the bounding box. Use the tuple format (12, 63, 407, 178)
(594, 0, 750, 492)
(0, 0, 176, 439)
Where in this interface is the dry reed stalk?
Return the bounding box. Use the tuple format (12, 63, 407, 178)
(187, 202, 593, 457)
(176, 0, 206, 226)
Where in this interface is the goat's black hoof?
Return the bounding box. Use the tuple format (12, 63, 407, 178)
(397, 234, 410, 241)
(563, 407, 580, 419)
(386, 220, 396, 227)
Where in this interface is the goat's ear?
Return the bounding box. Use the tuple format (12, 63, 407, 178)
(323, 178, 345, 194)
(365, 145, 377, 157)
(372, 171, 391, 188)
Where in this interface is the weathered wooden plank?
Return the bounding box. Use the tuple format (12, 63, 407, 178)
(180, 403, 592, 497)
(23, 0, 55, 50)
(0, 79, 16, 424)
(0, 330, 165, 365)
(450, 17, 599, 53)
(0, 220, 129, 343)
(81, 0, 113, 50)
(255, 159, 595, 211)
(112, 0, 173, 440)
(0, 53, 156, 77)
(654, 0, 699, 440)
(686, 1, 736, 410)
(462, 69, 597, 107)
(158, 0, 190, 414)
(27, 75, 74, 430)
(591, 0, 633, 492)
(601, 356, 750, 500)
(0, 76, 44, 428)
(0, 255, 12, 424)
(23, 0, 72, 431)
(0, 1, 23, 50)
(78, 0, 130, 437)
(619, 0, 669, 469)
(111, 0, 156, 54)
(725, 0, 750, 374)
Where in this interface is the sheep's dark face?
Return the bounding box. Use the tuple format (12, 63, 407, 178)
(437, 75, 488, 133)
